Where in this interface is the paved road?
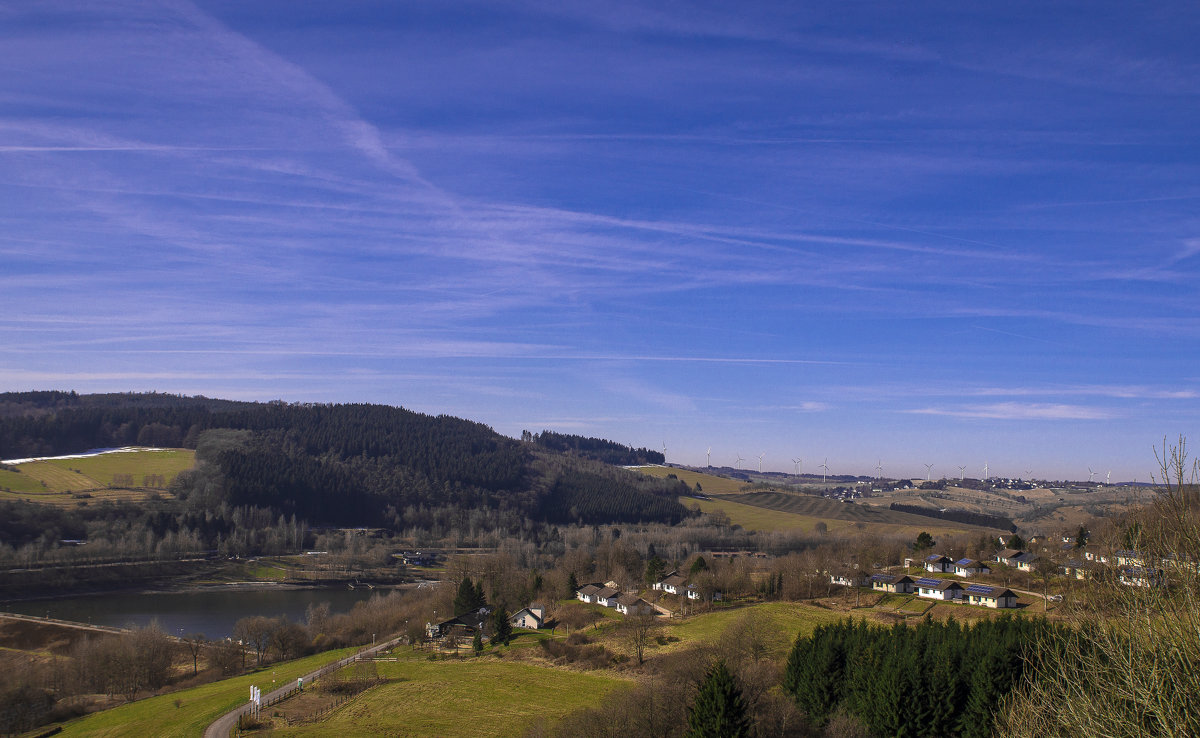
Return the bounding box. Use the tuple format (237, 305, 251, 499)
(204, 636, 403, 738)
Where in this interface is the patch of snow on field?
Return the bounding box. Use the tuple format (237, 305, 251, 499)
(1, 446, 168, 465)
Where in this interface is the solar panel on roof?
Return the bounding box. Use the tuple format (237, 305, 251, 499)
(965, 584, 995, 595)
(915, 578, 942, 587)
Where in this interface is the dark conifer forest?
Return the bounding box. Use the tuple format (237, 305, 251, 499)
(783, 615, 1063, 738)
(0, 392, 693, 534)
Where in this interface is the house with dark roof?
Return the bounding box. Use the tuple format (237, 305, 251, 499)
(870, 574, 915, 594)
(924, 554, 955, 573)
(1012, 552, 1038, 571)
(829, 573, 868, 587)
(954, 558, 991, 577)
(1059, 559, 1091, 580)
(914, 577, 963, 601)
(593, 586, 621, 608)
(575, 584, 602, 603)
(426, 607, 491, 641)
(994, 548, 1024, 567)
(961, 584, 1017, 608)
(655, 572, 688, 595)
(1119, 566, 1165, 588)
(1115, 550, 1146, 567)
(510, 605, 545, 629)
(615, 593, 655, 616)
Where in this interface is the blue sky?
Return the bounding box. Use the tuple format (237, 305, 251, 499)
(2, 1, 1198, 481)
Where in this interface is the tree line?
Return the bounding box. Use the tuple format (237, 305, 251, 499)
(525, 430, 665, 466)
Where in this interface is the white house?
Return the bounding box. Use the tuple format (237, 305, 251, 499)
(870, 574, 915, 594)
(594, 586, 621, 608)
(615, 593, 654, 615)
(914, 577, 962, 601)
(961, 584, 1017, 609)
(1012, 552, 1038, 571)
(924, 554, 954, 573)
(1119, 566, 1165, 588)
(994, 548, 1024, 567)
(1115, 550, 1146, 567)
(509, 605, 545, 629)
(657, 573, 688, 595)
(954, 558, 991, 577)
(575, 584, 601, 603)
(829, 573, 867, 587)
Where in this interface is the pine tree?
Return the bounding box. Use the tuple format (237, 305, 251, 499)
(491, 607, 513, 646)
(453, 577, 476, 616)
(566, 571, 579, 597)
(686, 660, 751, 738)
(472, 630, 482, 656)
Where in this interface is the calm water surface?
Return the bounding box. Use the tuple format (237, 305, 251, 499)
(0, 586, 388, 639)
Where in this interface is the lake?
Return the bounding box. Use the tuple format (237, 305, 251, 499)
(0, 585, 392, 639)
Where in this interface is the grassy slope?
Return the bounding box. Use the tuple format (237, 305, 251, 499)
(639, 466, 981, 535)
(274, 653, 629, 737)
(0, 449, 193, 506)
(57, 648, 355, 738)
(43, 449, 196, 488)
(632, 466, 749, 495)
(682, 495, 850, 533)
(657, 601, 850, 657)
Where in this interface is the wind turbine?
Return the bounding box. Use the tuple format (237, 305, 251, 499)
(957, 465, 966, 482)
(1088, 467, 1096, 484)
(662, 440, 667, 463)
(983, 462, 989, 480)
(1106, 470, 1111, 486)
(757, 452, 766, 473)
(706, 446, 711, 468)
(820, 457, 830, 483)
(792, 458, 802, 475)
(735, 453, 744, 470)
(924, 463, 934, 482)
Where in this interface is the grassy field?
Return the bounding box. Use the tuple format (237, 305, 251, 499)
(632, 466, 749, 495)
(42, 449, 195, 488)
(270, 650, 629, 737)
(0, 449, 193, 506)
(655, 601, 850, 658)
(681, 492, 974, 537)
(0, 467, 46, 495)
(682, 495, 850, 533)
(57, 647, 356, 738)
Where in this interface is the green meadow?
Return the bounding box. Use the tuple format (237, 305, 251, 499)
(57, 648, 355, 738)
(0, 449, 194, 506)
(272, 652, 630, 737)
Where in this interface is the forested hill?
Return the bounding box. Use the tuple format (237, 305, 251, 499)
(527, 430, 664, 466)
(0, 392, 692, 528)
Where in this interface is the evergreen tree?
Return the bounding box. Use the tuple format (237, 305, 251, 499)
(645, 555, 667, 585)
(686, 660, 751, 738)
(491, 607, 513, 646)
(454, 577, 481, 616)
(566, 571, 579, 597)
(472, 630, 482, 656)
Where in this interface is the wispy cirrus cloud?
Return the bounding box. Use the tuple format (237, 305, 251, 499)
(906, 403, 1118, 421)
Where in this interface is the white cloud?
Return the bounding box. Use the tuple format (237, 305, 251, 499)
(906, 403, 1117, 421)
